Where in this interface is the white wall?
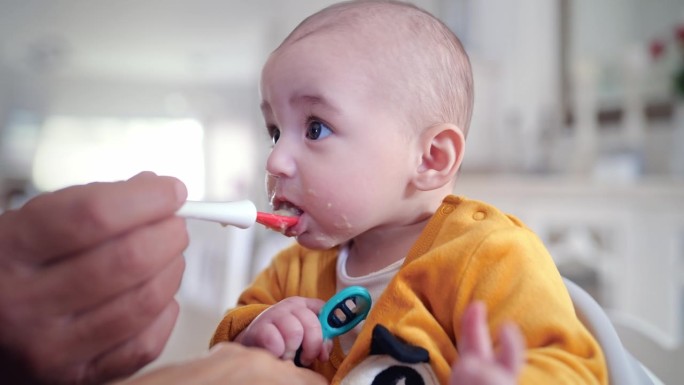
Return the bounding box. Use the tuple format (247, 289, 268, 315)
(444, 0, 562, 173)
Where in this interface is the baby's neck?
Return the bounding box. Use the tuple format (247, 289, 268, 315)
(345, 218, 429, 277)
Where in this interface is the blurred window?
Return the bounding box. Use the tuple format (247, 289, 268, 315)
(32, 116, 205, 199)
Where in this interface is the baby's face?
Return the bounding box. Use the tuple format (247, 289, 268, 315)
(260, 33, 420, 250)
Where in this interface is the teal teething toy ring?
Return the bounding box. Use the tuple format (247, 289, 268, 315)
(319, 286, 372, 340)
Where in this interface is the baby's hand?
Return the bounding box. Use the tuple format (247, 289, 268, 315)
(237, 297, 331, 366)
(450, 301, 525, 385)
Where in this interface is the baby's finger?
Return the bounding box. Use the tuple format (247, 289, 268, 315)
(458, 301, 493, 360)
(272, 314, 305, 361)
(304, 297, 326, 313)
(293, 307, 324, 366)
(246, 321, 286, 358)
(317, 339, 333, 362)
(496, 322, 525, 375)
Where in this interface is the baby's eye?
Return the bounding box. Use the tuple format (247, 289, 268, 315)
(305, 120, 332, 140)
(268, 125, 281, 144)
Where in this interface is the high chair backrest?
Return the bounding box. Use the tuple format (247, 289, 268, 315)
(562, 278, 663, 385)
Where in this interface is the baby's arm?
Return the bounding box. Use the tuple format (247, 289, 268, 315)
(235, 296, 331, 366)
(450, 301, 525, 385)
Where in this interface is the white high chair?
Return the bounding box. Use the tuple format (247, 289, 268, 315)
(562, 278, 664, 385)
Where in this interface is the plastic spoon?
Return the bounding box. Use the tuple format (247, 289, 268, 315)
(176, 200, 299, 231)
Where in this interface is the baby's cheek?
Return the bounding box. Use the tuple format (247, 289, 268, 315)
(316, 204, 353, 232)
(333, 214, 353, 231)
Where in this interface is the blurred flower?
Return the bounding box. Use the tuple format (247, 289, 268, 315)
(650, 40, 665, 60)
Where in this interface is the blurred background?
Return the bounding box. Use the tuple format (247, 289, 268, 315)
(0, 0, 683, 382)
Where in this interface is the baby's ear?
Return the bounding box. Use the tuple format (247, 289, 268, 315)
(413, 124, 465, 191)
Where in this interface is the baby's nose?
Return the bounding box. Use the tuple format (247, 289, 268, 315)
(265, 141, 296, 178)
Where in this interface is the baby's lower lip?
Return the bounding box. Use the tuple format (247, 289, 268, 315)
(284, 213, 304, 236)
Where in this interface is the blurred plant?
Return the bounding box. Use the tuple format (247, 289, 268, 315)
(650, 24, 684, 100)
(674, 25, 684, 99)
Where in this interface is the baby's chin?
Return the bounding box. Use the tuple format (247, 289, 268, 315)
(295, 232, 346, 250)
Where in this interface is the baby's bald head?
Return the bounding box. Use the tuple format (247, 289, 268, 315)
(275, 0, 473, 137)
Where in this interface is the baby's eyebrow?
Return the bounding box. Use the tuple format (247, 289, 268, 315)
(293, 94, 325, 106)
(291, 93, 340, 114)
(260, 93, 340, 119)
(260, 95, 328, 112)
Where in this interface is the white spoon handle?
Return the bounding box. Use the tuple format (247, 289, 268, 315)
(176, 200, 257, 229)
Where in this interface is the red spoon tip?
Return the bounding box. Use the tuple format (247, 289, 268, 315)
(256, 212, 299, 232)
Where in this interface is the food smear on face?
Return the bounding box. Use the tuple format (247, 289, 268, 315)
(333, 214, 352, 230)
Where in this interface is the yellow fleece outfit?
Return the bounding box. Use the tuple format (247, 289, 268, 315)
(210, 195, 607, 384)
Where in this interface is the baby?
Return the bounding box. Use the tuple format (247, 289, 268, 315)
(211, 1, 607, 384)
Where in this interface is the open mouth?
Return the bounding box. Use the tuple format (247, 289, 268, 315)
(271, 201, 303, 236)
(273, 200, 304, 218)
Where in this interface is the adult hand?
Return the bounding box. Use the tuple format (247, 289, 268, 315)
(117, 342, 328, 385)
(0, 172, 189, 384)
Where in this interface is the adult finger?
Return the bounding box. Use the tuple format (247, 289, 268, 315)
(7, 172, 186, 263)
(210, 343, 328, 385)
(116, 343, 328, 385)
(458, 301, 493, 360)
(84, 300, 181, 384)
(16, 254, 184, 375)
(15, 293, 181, 385)
(63, 255, 185, 363)
(29, 215, 188, 315)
